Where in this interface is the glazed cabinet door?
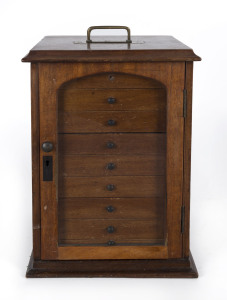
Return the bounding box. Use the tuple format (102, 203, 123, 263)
(38, 62, 185, 260)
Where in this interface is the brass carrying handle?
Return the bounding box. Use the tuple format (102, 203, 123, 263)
(86, 26, 132, 43)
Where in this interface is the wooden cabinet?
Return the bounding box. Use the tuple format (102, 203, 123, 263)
(22, 27, 201, 277)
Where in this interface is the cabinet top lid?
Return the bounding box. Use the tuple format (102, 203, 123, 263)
(22, 35, 201, 62)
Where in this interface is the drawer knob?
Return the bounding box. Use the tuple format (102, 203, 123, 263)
(106, 205, 115, 212)
(107, 119, 116, 126)
(42, 141, 53, 152)
(107, 162, 115, 170)
(107, 184, 115, 191)
(107, 142, 115, 149)
(107, 226, 115, 233)
(107, 97, 116, 104)
(107, 240, 115, 246)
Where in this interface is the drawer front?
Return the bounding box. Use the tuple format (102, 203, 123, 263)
(59, 72, 165, 89)
(58, 197, 165, 220)
(59, 88, 166, 112)
(58, 133, 166, 155)
(59, 154, 166, 177)
(58, 111, 166, 133)
(59, 219, 164, 245)
(59, 176, 165, 198)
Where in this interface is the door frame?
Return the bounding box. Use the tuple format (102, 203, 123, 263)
(37, 62, 185, 260)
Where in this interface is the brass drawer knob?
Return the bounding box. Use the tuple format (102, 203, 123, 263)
(107, 184, 115, 191)
(106, 205, 115, 212)
(107, 162, 115, 170)
(107, 97, 116, 104)
(107, 119, 116, 126)
(107, 142, 115, 149)
(107, 240, 115, 246)
(107, 226, 115, 233)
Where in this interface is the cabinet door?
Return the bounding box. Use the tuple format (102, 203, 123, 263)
(38, 62, 185, 260)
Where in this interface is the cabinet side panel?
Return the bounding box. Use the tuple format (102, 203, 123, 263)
(31, 63, 41, 259)
(182, 62, 193, 257)
(167, 62, 185, 258)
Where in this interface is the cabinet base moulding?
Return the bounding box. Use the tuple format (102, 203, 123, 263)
(26, 250, 198, 278)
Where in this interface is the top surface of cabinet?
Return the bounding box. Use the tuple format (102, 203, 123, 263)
(22, 35, 201, 62)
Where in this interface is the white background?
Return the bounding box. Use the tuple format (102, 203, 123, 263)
(0, 0, 227, 299)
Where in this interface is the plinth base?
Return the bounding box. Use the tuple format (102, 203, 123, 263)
(26, 250, 198, 278)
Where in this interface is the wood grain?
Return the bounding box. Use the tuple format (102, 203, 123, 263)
(166, 62, 185, 258)
(59, 219, 164, 244)
(58, 88, 166, 111)
(58, 133, 166, 155)
(58, 154, 166, 177)
(39, 65, 58, 260)
(21, 35, 201, 63)
(182, 62, 193, 258)
(58, 110, 166, 133)
(31, 63, 41, 259)
(57, 245, 168, 260)
(23, 31, 201, 274)
(37, 62, 184, 260)
(26, 251, 198, 277)
(59, 72, 164, 89)
(59, 239, 164, 246)
(59, 176, 165, 198)
(58, 197, 165, 219)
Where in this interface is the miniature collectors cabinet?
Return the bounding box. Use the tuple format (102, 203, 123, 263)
(22, 26, 201, 278)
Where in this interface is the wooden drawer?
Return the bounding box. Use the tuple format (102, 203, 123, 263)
(59, 154, 165, 177)
(58, 110, 166, 133)
(58, 197, 165, 220)
(59, 219, 164, 246)
(59, 176, 165, 198)
(58, 133, 166, 155)
(59, 72, 165, 90)
(58, 88, 166, 112)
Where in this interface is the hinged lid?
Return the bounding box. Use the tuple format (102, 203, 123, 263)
(22, 27, 201, 62)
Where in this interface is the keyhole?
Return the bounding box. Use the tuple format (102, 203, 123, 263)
(43, 156, 53, 181)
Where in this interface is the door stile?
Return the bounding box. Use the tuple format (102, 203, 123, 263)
(39, 64, 58, 259)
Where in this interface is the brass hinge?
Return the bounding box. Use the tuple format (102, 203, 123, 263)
(183, 89, 187, 118)
(181, 206, 185, 234)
